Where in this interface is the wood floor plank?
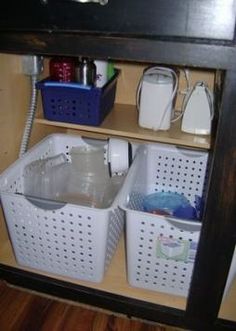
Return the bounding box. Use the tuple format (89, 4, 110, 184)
(0, 281, 182, 331)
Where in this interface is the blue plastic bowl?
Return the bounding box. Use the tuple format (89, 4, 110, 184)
(143, 192, 194, 219)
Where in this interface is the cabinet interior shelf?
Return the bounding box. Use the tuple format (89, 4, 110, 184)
(35, 103, 211, 149)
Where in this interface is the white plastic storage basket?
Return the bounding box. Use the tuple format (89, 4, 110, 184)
(0, 134, 124, 283)
(120, 143, 236, 297)
(120, 143, 209, 296)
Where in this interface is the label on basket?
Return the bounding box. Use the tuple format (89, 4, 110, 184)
(156, 236, 198, 262)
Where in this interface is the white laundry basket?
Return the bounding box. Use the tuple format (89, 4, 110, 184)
(120, 143, 210, 296)
(0, 134, 124, 283)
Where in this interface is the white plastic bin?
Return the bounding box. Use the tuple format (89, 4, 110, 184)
(120, 143, 236, 297)
(0, 134, 124, 283)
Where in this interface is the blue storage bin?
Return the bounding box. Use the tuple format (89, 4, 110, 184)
(37, 70, 119, 126)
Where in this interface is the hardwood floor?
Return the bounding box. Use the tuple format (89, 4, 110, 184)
(0, 281, 183, 331)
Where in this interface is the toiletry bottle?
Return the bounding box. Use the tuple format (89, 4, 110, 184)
(79, 57, 97, 86)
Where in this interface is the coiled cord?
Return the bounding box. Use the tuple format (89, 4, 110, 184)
(19, 75, 38, 158)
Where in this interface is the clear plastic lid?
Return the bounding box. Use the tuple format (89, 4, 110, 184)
(143, 73, 173, 85)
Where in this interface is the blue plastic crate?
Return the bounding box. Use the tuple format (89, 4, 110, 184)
(37, 70, 119, 126)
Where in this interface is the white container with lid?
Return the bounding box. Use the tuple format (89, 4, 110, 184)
(138, 67, 177, 131)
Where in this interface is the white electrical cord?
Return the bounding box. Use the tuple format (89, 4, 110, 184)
(171, 68, 191, 123)
(183, 68, 190, 91)
(136, 66, 178, 131)
(19, 75, 39, 157)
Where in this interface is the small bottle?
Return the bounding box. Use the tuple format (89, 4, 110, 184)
(78, 57, 97, 86)
(49, 57, 75, 82)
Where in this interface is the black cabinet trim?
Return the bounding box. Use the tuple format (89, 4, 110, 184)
(0, 264, 185, 328)
(0, 0, 235, 41)
(0, 264, 235, 330)
(0, 20, 236, 330)
(0, 32, 236, 69)
(186, 69, 236, 324)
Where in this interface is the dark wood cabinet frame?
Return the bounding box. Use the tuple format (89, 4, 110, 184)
(0, 16, 236, 331)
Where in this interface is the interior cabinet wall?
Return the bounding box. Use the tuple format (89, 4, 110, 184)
(32, 57, 216, 113)
(114, 61, 215, 110)
(0, 54, 67, 172)
(40, 57, 216, 109)
(0, 54, 29, 172)
(0, 53, 215, 174)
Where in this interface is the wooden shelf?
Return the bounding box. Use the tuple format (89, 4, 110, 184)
(219, 280, 236, 322)
(35, 104, 211, 150)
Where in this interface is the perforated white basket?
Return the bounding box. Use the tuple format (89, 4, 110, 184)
(120, 143, 236, 297)
(0, 134, 124, 283)
(120, 143, 210, 296)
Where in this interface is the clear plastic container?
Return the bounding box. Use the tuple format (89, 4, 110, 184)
(23, 145, 124, 208)
(62, 146, 111, 208)
(23, 153, 68, 201)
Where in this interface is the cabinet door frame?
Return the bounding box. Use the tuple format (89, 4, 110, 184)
(0, 32, 236, 330)
(0, 0, 235, 41)
(186, 68, 236, 326)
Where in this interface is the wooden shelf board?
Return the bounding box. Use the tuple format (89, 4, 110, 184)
(35, 104, 211, 149)
(219, 280, 236, 322)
